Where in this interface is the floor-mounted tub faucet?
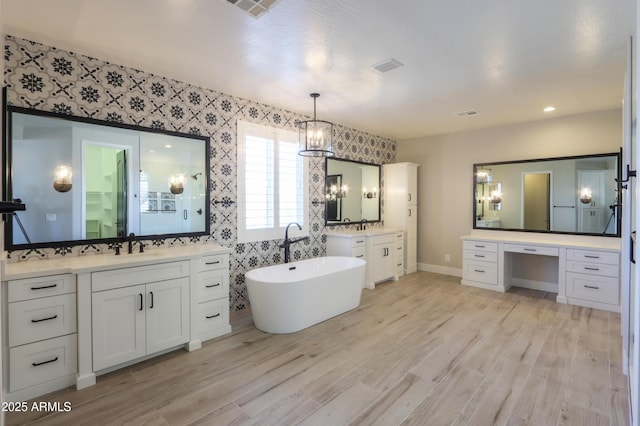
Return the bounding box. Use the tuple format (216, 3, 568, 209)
(279, 222, 309, 263)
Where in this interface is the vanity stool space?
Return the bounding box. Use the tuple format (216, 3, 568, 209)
(326, 229, 404, 289)
(1, 244, 232, 402)
(461, 232, 621, 312)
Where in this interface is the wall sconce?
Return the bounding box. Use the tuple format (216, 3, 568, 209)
(363, 187, 377, 199)
(579, 187, 592, 204)
(53, 165, 72, 193)
(476, 169, 492, 184)
(326, 184, 348, 200)
(169, 173, 186, 195)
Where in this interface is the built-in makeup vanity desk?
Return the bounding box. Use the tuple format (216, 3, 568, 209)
(462, 231, 621, 312)
(326, 228, 404, 288)
(1, 244, 232, 402)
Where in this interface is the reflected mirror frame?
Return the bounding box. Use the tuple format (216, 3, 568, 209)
(472, 151, 622, 237)
(324, 157, 381, 226)
(2, 104, 211, 250)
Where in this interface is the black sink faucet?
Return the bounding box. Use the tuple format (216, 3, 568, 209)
(357, 218, 368, 231)
(128, 232, 135, 254)
(279, 222, 309, 263)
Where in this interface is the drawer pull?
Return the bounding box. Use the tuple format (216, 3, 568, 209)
(584, 285, 600, 290)
(31, 314, 58, 323)
(524, 248, 537, 252)
(206, 260, 221, 265)
(30, 283, 57, 291)
(474, 245, 485, 248)
(474, 269, 485, 273)
(356, 255, 364, 258)
(206, 313, 221, 319)
(584, 267, 600, 271)
(356, 240, 365, 244)
(474, 254, 485, 258)
(584, 255, 600, 259)
(397, 263, 402, 267)
(205, 283, 221, 288)
(32, 357, 58, 367)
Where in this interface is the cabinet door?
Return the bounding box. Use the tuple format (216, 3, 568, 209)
(372, 244, 394, 283)
(406, 207, 418, 273)
(146, 277, 190, 354)
(92, 284, 146, 371)
(407, 164, 418, 204)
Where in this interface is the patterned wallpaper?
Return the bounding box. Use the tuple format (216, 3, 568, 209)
(3, 35, 397, 310)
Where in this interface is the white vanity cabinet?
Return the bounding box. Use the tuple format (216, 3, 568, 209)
(5, 274, 78, 402)
(461, 234, 621, 312)
(2, 244, 232, 400)
(91, 261, 190, 371)
(326, 229, 402, 288)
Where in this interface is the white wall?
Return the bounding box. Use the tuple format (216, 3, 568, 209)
(396, 108, 622, 272)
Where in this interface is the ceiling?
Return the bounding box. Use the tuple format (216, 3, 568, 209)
(1, 0, 637, 140)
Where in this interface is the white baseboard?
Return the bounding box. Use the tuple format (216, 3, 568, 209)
(418, 263, 462, 277)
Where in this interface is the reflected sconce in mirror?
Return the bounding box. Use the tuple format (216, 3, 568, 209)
(326, 184, 348, 200)
(363, 187, 377, 199)
(489, 189, 502, 204)
(579, 187, 592, 204)
(476, 169, 492, 183)
(169, 173, 186, 195)
(53, 166, 72, 193)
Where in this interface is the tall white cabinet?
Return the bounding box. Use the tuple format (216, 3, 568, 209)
(383, 162, 419, 274)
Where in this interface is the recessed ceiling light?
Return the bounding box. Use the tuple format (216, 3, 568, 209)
(165, 144, 172, 148)
(543, 106, 556, 112)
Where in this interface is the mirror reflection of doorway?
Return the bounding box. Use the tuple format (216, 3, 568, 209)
(523, 172, 551, 231)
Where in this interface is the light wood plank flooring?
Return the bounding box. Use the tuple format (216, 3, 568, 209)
(7, 272, 629, 425)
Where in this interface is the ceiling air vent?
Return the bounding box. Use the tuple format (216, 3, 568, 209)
(455, 110, 479, 118)
(371, 58, 404, 73)
(226, 0, 279, 18)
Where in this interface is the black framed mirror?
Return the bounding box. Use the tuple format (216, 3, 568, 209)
(473, 152, 621, 237)
(3, 105, 211, 249)
(325, 157, 381, 225)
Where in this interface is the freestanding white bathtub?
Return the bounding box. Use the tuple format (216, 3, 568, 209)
(245, 256, 366, 333)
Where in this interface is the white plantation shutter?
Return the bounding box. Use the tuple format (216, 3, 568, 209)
(237, 120, 308, 243)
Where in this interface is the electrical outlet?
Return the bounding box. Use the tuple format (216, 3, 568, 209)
(444, 254, 451, 263)
(46, 213, 56, 222)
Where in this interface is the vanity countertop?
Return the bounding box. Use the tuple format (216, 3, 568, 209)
(325, 228, 403, 238)
(463, 230, 621, 251)
(2, 244, 232, 280)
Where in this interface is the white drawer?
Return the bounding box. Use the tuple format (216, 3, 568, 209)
(8, 274, 75, 303)
(9, 293, 77, 347)
(372, 234, 394, 245)
(504, 244, 558, 257)
(9, 334, 77, 393)
(198, 269, 229, 303)
(92, 260, 189, 292)
(566, 261, 619, 278)
(351, 237, 367, 247)
(566, 272, 619, 305)
(463, 240, 498, 253)
(463, 260, 498, 285)
(463, 250, 498, 263)
(352, 246, 366, 260)
(566, 249, 619, 265)
(198, 254, 229, 272)
(197, 299, 230, 336)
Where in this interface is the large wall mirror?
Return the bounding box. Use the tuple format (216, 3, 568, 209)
(473, 152, 621, 236)
(325, 158, 381, 225)
(4, 106, 210, 249)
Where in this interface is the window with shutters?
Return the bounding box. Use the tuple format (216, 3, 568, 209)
(237, 120, 309, 243)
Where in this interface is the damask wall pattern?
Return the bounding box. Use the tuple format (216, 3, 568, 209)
(3, 35, 396, 310)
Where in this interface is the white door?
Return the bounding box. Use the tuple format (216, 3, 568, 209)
(92, 284, 146, 371)
(146, 278, 190, 354)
